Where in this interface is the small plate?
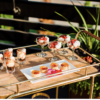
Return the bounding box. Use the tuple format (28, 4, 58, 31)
(20, 59, 79, 84)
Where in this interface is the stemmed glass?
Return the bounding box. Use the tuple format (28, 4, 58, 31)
(67, 39, 80, 60)
(58, 35, 70, 55)
(36, 36, 49, 57)
(48, 41, 61, 62)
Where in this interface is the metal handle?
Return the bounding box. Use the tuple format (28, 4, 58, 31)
(75, 30, 100, 41)
(13, 0, 21, 15)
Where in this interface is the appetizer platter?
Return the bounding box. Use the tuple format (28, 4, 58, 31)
(20, 59, 79, 84)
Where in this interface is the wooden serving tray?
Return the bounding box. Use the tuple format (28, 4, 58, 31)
(0, 48, 98, 98)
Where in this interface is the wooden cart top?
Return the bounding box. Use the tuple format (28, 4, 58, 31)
(0, 48, 98, 98)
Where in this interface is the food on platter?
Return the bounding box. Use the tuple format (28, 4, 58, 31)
(31, 70, 41, 78)
(46, 69, 62, 77)
(67, 39, 80, 50)
(40, 66, 48, 73)
(55, 69, 62, 75)
(50, 62, 59, 70)
(60, 62, 69, 70)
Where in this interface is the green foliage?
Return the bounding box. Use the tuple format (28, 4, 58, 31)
(55, 2, 100, 59)
(55, 1, 100, 98)
(70, 76, 100, 98)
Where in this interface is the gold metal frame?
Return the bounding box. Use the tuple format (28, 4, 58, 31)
(31, 92, 50, 99)
(0, 30, 100, 99)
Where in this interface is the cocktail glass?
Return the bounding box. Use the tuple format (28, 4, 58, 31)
(67, 39, 80, 60)
(17, 48, 26, 65)
(36, 36, 49, 57)
(48, 41, 61, 62)
(3, 48, 13, 64)
(58, 35, 70, 55)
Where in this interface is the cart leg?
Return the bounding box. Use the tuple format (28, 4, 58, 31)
(56, 86, 59, 99)
(89, 76, 95, 99)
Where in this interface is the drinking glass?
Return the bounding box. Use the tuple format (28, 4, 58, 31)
(17, 48, 26, 65)
(67, 39, 80, 60)
(0, 54, 3, 70)
(58, 35, 70, 55)
(6, 56, 15, 74)
(48, 41, 61, 62)
(3, 48, 13, 64)
(36, 36, 49, 57)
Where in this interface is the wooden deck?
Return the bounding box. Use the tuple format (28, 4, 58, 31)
(0, 48, 98, 98)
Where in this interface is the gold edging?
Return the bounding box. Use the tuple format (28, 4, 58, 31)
(31, 92, 50, 99)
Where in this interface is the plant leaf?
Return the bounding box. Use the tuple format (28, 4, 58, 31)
(94, 8, 100, 35)
(71, 1, 88, 31)
(78, 1, 96, 23)
(55, 11, 79, 33)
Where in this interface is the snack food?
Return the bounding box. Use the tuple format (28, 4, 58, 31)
(49, 41, 61, 50)
(48, 41, 61, 61)
(68, 39, 80, 50)
(31, 70, 41, 78)
(60, 62, 69, 70)
(37, 36, 49, 46)
(50, 62, 59, 70)
(46, 69, 62, 77)
(40, 66, 48, 73)
(0, 54, 3, 70)
(6, 57, 15, 73)
(17, 48, 26, 64)
(58, 35, 70, 43)
(4, 48, 13, 59)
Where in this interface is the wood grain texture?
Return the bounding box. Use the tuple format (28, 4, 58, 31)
(0, 48, 98, 98)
